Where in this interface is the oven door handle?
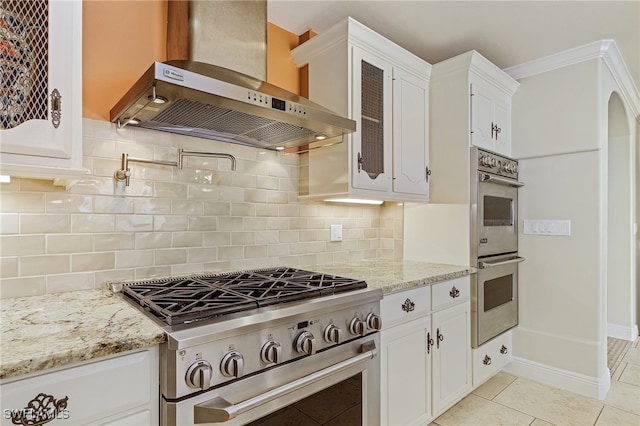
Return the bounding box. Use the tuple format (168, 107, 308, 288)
(193, 341, 377, 423)
(479, 256, 525, 269)
(480, 173, 525, 187)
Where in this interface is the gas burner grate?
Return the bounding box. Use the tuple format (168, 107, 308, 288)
(120, 267, 366, 326)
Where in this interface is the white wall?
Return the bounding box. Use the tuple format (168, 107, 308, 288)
(508, 53, 638, 398)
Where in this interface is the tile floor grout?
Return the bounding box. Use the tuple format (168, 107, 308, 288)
(431, 336, 640, 426)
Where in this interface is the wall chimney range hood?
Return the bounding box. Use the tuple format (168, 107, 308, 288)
(109, 60, 355, 151)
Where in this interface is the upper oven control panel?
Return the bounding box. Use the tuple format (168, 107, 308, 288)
(477, 148, 518, 179)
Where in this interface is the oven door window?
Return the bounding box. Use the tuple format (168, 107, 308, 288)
(484, 275, 514, 311)
(483, 195, 513, 226)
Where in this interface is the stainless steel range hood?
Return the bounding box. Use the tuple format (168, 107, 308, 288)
(109, 60, 355, 151)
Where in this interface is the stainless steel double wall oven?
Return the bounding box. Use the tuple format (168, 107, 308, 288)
(471, 148, 524, 348)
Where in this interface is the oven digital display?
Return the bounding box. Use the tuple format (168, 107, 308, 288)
(272, 97, 286, 111)
(297, 320, 309, 329)
(483, 195, 513, 226)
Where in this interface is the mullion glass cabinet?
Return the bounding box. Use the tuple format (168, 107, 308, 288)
(0, 0, 85, 183)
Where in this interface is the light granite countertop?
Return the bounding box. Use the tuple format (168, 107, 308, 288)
(308, 259, 475, 295)
(0, 289, 166, 381)
(0, 260, 472, 381)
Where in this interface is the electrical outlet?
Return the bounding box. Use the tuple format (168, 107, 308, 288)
(330, 224, 343, 241)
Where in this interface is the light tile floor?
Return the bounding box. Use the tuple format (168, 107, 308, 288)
(432, 337, 640, 426)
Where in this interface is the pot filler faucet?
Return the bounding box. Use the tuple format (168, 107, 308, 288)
(114, 149, 237, 186)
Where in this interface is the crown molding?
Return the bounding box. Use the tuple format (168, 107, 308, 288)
(504, 40, 640, 121)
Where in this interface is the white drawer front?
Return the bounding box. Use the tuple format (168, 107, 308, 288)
(472, 331, 512, 388)
(381, 286, 431, 327)
(1, 349, 157, 426)
(432, 276, 470, 311)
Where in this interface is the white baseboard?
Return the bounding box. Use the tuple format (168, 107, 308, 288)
(503, 357, 611, 400)
(607, 323, 639, 341)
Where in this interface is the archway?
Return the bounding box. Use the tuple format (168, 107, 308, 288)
(606, 91, 637, 372)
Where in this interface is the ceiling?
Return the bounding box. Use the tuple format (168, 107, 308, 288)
(267, 1, 640, 90)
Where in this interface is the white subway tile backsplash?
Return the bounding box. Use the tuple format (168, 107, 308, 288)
(115, 249, 153, 268)
(0, 214, 19, 234)
(115, 215, 153, 232)
(155, 248, 187, 266)
(1, 235, 46, 256)
(0, 118, 403, 298)
(21, 254, 70, 276)
(154, 215, 188, 232)
(0, 192, 45, 213)
(47, 272, 95, 293)
(72, 252, 115, 272)
(1, 257, 18, 278)
(47, 234, 94, 254)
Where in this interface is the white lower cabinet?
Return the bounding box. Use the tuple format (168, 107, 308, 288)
(0, 347, 159, 426)
(472, 330, 513, 388)
(380, 277, 472, 425)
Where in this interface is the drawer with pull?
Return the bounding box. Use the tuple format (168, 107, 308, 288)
(432, 276, 470, 311)
(472, 330, 512, 388)
(381, 285, 431, 328)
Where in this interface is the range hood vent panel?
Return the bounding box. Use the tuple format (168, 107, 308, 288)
(110, 61, 355, 151)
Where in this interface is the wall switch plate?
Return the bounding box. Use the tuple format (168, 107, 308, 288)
(523, 220, 571, 236)
(330, 224, 343, 241)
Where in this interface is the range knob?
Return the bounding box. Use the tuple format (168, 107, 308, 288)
(185, 360, 212, 390)
(220, 351, 244, 378)
(260, 340, 282, 364)
(366, 313, 383, 331)
(349, 317, 367, 336)
(294, 331, 316, 355)
(323, 323, 343, 344)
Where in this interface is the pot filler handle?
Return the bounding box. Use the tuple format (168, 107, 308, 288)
(193, 341, 377, 423)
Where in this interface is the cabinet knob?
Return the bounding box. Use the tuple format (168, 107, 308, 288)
(401, 298, 415, 313)
(500, 345, 508, 355)
(449, 286, 460, 298)
(483, 355, 492, 366)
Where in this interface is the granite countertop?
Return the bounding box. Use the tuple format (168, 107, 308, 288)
(0, 260, 472, 381)
(0, 289, 166, 381)
(309, 259, 475, 295)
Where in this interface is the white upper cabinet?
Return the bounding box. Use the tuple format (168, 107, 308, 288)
(470, 78, 512, 155)
(0, 0, 86, 184)
(428, 51, 518, 203)
(292, 17, 431, 203)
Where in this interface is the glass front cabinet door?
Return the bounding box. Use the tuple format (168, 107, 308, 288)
(0, 0, 84, 180)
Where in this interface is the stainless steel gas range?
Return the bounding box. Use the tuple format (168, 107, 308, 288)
(113, 267, 383, 426)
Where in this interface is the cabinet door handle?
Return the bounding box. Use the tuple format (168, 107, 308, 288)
(427, 332, 434, 354)
(426, 166, 431, 183)
(357, 152, 364, 172)
(436, 328, 444, 349)
(500, 345, 508, 355)
(449, 286, 460, 298)
(51, 88, 62, 128)
(491, 122, 501, 140)
(401, 298, 415, 313)
(483, 355, 492, 365)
